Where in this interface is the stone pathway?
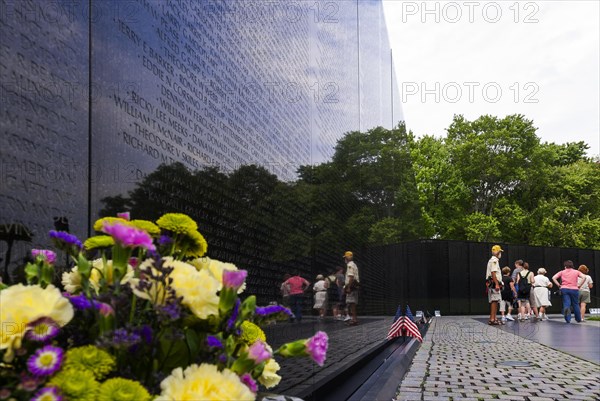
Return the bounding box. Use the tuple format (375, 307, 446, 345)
(395, 317, 600, 401)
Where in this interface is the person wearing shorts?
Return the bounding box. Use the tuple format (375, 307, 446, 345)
(486, 245, 504, 325)
(577, 265, 594, 321)
(343, 251, 360, 326)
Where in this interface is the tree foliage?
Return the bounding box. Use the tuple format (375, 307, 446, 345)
(101, 115, 600, 252)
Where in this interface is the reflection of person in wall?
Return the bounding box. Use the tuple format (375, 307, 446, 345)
(283, 273, 310, 323)
(313, 274, 329, 319)
(486, 245, 503, 325)
(343, 251, 360, 326)
(280, 273, 291, 307)
(332, 266, 346, 320)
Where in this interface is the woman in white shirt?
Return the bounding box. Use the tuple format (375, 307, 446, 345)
(578, 265, 594, 321)
(313, 274, 329, 319)
(532, 268, 553, 321)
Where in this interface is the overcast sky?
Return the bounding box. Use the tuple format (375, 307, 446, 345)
(383, 0, 600, 158)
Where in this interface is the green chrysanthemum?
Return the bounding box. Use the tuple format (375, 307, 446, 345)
(93, 217, 128, 232)
(239, 321, 266, 344)
(180, 230, 208, 257)
(156, 213, 198, 234)
(84, 235, 115, 250)
(129, 220, 160, 237)
(98, 378, 151, 401)
(49, 368, 99, 401)
(64, 345, 116, 380)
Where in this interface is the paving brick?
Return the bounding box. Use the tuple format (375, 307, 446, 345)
(394, 317, 600, 401)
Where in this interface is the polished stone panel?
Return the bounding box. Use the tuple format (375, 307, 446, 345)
(0, 0, 89, 281)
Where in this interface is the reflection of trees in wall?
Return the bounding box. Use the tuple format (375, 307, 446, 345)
(100, 115, 600, 293)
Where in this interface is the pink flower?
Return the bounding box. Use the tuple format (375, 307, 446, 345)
(97, 302, 115, 317)
(102, 222, 156, 251)
(222, 270, 247, 291)
(240, 373, 258, 393)
(306, 331, 328, 366)
(247, 340, 271, 364)
(31, 249, 57, 264)
(117, 212, 131, 220)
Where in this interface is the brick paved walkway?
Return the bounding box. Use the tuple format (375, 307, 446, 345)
(395, 317, 600, 401)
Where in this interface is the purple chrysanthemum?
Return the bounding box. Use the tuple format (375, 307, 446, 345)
(32, 387, 62, 401)
(306, 331, 329, 366)
(49, 230, 83, 249)
(117, 212, 131, 220)
(247, 340, 271, 364)
(25, 317, 60, 342)
(227, 299, 241, 331)
(240, 373, 258, 393)
(222, 270, 247, 290)
(31, 249, 57, 264)
(206, 335, 223, 348)
(27, 345, 64, 376)
(102, 222, 156, 251)
(256, 305, 293, 317)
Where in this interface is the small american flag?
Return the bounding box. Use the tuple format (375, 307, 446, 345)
(386, 306, 423, 342)
(403, 308, 423, 342)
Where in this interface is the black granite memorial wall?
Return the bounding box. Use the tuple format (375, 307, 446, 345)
(370, 240, 600, 315)
(0, 0, 401, 308)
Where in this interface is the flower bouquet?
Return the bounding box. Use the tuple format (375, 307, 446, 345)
(0, 213, 328, 400)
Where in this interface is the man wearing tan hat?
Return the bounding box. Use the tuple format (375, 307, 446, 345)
(344, 251, 360, 325)
(486, 245, 504, 325)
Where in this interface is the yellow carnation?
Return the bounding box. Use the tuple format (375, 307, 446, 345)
(191, 257, 245, 293)
(168, 258, 220, 319)
(156, 363, 254, 401)
(258, 358, 282, 389)
(89, 259, 134, 294)
(62, 266, 82, 294)
(0, 284, 74, 361)
(93, 217, 128, 232)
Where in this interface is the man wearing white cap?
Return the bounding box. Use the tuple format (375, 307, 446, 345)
(486, 245, 504, 325)
(344, 251, 360, 325)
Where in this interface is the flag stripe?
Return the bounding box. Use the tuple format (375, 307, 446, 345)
(386, 316, 404, 339)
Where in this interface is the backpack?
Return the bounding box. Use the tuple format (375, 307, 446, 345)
(517, 271, 532, 298)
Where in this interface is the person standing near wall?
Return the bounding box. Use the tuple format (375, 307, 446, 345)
(280, 273, 291, 308)
(486, 245, 503, 325)
(284, 273, 310, 323)
(332, 266, 346, 320)
(500, 266, 517, 323)
(313, 274, 329, 319)
(344, 251, 360, 326)
(552, 260, 586, 323)
(532, 268, 553, 321)
(516, 262, 535, 321)
(577, 265, 594, 321)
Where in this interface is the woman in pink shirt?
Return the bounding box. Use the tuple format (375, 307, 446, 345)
(552, 260, 586, 323)
(283, 274, 310, 323)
